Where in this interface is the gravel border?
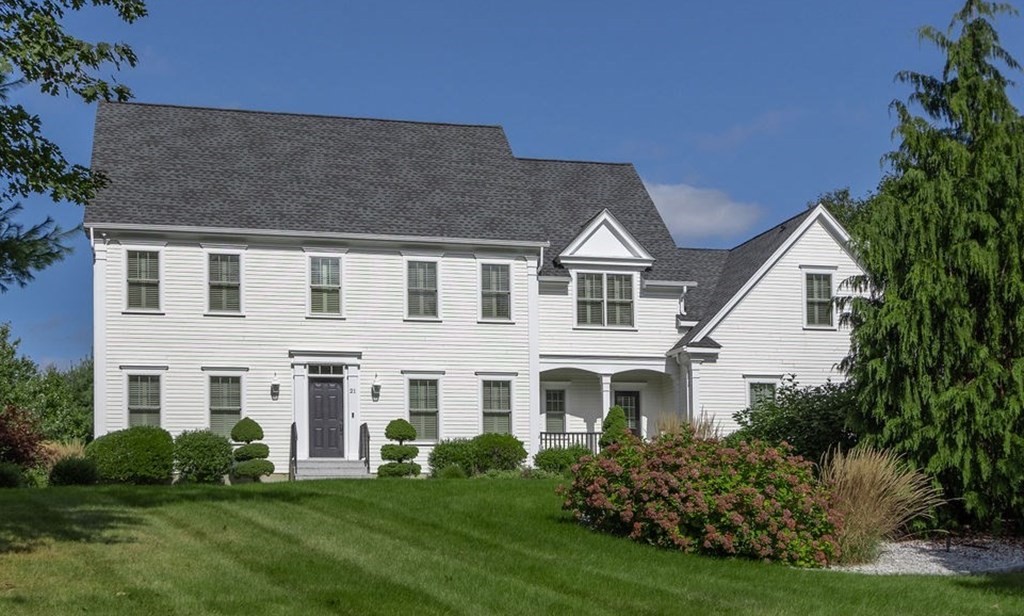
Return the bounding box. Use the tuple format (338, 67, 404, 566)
(832, 536, 1024, 575)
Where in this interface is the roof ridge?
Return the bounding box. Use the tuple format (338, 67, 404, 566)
(517, 156, 632, 167)
(101, 100, 506, 130)
(728, 207, 814, 252)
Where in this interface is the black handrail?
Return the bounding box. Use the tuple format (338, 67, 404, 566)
(288, 422, 298, 481)
(539, 431, 601, 454)
(358, 422, 370, 472)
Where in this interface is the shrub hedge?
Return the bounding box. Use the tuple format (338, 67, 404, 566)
(49, 457, 99, 486)
(0, 461, 25, 488)
(427, 434, 527, 476)
(428, 439, 477, 475)
(174, 430, 233, 484)
(86, 426, 174, 485)
(533, 445, 593, 475)
(561, 427, 842, 568)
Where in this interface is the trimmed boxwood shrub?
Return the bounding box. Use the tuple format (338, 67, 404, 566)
(378, 419, 420, 478)
(384, 418, 417, 443)
(232, 442, 270, 462)
(377, 462, 421, 478)
(561, 426, 842, 568)
(232, 459, 276, 480)
(472, 433, 526, 472)
(174, 430, 233, 484)
(533, 445, 593, 475)
(599, 406, 629, 449)
(49, 457, 98, 486)
(0, 461, 25, 488)
(86, 426, 174, 484)
(230, 417, 264, 443)
(435, 464, 467, 479)
(428, 439, 476, 475)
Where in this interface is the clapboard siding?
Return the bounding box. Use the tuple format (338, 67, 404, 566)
(699, 220, 860, 433)
(101, 240, 532, 471)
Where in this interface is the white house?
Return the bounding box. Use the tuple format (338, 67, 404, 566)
(85, 102, 861, 477)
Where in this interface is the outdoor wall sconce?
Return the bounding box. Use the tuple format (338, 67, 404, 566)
(371, 373, 382, 402)
(270, 373, 280, 401)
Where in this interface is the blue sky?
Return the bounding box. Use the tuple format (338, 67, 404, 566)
(2, 0, 1023, 366)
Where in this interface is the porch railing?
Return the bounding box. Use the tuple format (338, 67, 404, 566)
(539, 431, 601, 454)
(288, 421, 298, 481)
(358, 422, 370, 473)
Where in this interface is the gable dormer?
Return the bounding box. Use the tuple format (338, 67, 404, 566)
(557, 209, 655, 269)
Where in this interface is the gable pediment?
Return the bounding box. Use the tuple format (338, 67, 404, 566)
(558, 209, 654, 267)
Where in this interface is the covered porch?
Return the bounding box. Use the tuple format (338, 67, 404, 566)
(538, 355, 685, 453)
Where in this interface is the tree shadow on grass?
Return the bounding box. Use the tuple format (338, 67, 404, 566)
(953, 570, 1024, 598)
(0, 482, 318, 555)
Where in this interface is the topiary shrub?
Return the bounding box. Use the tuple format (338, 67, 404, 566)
(533, 445, 593, 475)
(49, 457, 98, 486)
(471, 433, 526, 472)
(174, 430, 233, 484)
(378, 419, 420, 478)
(561, 426, 842, 568)
(229, 418, 274, 481)
(230, 417, 264, 443)
(86, 426, 174, 484)
(0, 461, 25, 488)
(0, 404, 44, 467)
(232, 442, 270, 462)
(434, 464, 467, 479)
(428, 439, 477, 476)
(599, 406, 629, 449)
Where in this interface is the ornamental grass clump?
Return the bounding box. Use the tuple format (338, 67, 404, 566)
(562, 426, 842, 568)
(378, 419, 421, 478)
(821, 446, 944, 564)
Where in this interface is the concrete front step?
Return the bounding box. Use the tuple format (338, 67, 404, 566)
(294, 459, 371, 480)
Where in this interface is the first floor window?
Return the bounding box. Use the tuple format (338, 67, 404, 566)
(210, 376, 242, 438)
(544, 389, 565, 432)
(209, 253, 241, 312)
(481, 263, 511, 320)
(482, 380, 511, 434)
(805, 272, 833, 327)
(127, 250, 160, 310)
(310, 256, 341, 314)
(408, 261, 438, 318)
(408, 379, 439, 441)
(749, 382, 776, 408)
(128, 375, 161, 427)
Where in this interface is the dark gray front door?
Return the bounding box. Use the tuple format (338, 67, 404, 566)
(614, 391, 641, 435)
(309, 379, 344, 457)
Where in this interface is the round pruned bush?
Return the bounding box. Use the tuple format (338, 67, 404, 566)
(471, 433, 526, 472)
(174, 430, 233, 484)
(49, 457, 99, 486)
(86, 426, 174, 485)
(533, 445, 593, 475)
(381, 444, 419, 463)
(377, 462, 422, 478)
(561, 426, 842, 568)
(428, 439, 477, 476)
(384, 419, 417, 444)
(230, 417, 264, 444)
(599, 406, 629, 449)
(232, 458, 275, 480)
(0, 461, 25, 488)
(435, 464, 467, 479)
(233, 442, 270, 462)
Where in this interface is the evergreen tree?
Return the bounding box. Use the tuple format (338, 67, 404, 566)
(847, 0, 1024, 524)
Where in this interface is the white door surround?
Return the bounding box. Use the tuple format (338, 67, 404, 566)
(290, 350, 362, 461)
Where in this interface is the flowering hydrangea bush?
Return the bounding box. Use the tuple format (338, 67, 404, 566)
(560, 427, 842, 567)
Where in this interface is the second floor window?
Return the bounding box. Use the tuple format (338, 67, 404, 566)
(310, 256, 341, 315)
(481, 263, 510, 320)
(408, 261, 438, 318)
(127, 250, 160, 310)
(577, 273, 634, 327)
(209, 253, 241, 312)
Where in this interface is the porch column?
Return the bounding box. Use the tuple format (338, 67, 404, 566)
(600, 373, 613, 417)
(690, 359, 703, 423)
(293, 364, 309, 460)
(346, 365, 360, 460)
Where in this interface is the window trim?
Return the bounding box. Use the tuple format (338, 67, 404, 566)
(122, 243, 165, 314)
(801, 265, 838, 330)
(744, 375, 782, 408)
(572, 269, 638, 330)
(542, 383, 569, 433)
(205, 368, 246, 439)
(203, 246, 246, 316)
(305, 251, 346, 319)
(123, 367, 166, 428)
(405, 372, 443, 444)
(404, 256, 442, 321)
(479, 375, 514, 435)
(477, 259, 514, 323)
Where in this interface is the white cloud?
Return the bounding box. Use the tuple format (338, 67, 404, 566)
(644, 182, 762, 244)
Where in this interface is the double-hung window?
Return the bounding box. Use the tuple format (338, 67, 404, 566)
(127, 250, 160, 310)
(127, 375, 161, 427)
(576, 273, 634, 327)
(805, 272, 833, 327)
(480, 263, 511, 320)
(545, 389, 566, 432)
(482, 380, 512, 434)
(408, 261, 438, 318)
(408, 379, 439, 441)
(208, 253, 241, 313)
(749, 382, 776, 408)
(310, 256, 341, 315)
(209, 376, 242, 438)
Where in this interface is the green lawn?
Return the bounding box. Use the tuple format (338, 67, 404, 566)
(0, 479, 1021, 615)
